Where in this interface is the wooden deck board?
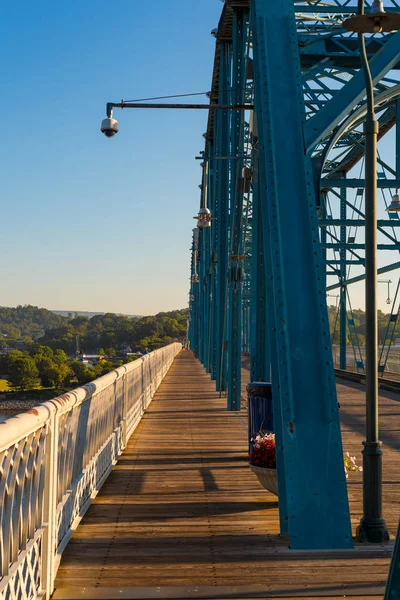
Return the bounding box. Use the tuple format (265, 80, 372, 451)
(53, 352, 399, 599)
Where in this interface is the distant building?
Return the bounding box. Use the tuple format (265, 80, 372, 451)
(77, 354, 103, 364)
(119, 345, 133, 356)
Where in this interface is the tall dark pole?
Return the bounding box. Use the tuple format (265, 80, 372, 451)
(356, 0, 389, 543)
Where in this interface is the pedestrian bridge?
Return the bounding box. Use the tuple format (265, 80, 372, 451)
(1, 345, 399, 600)
(4, 0, 400, 596)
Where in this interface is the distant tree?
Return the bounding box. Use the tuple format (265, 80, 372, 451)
(357, 334, 366, 346)
(35, 356, 56, 387)
(7, 355, 40, 390)
(125, 355, 138, 363)
(70, 361, 95, 385)
(0, 305, 65, 340)
(69, 316, 89, 332)
(95, 360, 118, 377)
(53, 349, 68, 365)
(35, 356, 71, 387)
(0, 307, 189, 360)
(32, 344, 54, 359)
(104, 347, 117, 357)
(137, 337, 151, 352)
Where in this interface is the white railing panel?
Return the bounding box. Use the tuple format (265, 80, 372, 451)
(0, 343, 181, 600)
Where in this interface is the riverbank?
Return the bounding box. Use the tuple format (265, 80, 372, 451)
(0, 387, 71, 423)
(0, 399, 43, 423)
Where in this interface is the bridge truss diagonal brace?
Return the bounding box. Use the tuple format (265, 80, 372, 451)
(251, 0, 352, 549)
(305, 30, 400, 155)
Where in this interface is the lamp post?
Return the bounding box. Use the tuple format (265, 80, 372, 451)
(342, 0, 400, 543)
(377, 279, 392, 304)
(386, 189, 400, 212)
(327, 293, 340, 310)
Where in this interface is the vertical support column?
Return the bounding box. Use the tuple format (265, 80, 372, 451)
(250, 148, 270, 383)
(208, 143, 218, 379)
(227, 8, 247, 411)
(203, 161, 212, 373)
(215, 42, 230, 393)
(211, 250, 218, 379)
(189, 228, 200, 355)
(253, 113, 289, 536)
(198, 226, 206, 366)
(41, 408, 58, 598)
(251, 0, 351, 549)
(384, 519, 400, 599)
(340, 176, 347, 370)
(242, 304, 250, 353)
(396, 99, 400, 179)
(319, 190, 327, 292)
(122, 372, 128, 447)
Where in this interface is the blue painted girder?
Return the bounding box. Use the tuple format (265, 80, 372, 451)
(305, 30, 400, 154)
(227, 8, 247, 411)
(384, 519, 400, 599)
(251, 0, 352, 549)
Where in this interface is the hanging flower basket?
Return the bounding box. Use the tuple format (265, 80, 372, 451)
(248, 431, 362, 497)
(249, 463, 278, 495)
(249, 432, 278, 495)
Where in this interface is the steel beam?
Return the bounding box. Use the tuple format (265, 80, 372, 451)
(305, 30, 400, 154)
(250, 160, 270, 383)
(321, 179, 400, 188)
(227, 8, 247, 411)
(253, 114, 289, 536)
(384, 519, 400, 599)
(340, 179, 347, 370)
(251, 0, 352, 549)
(215, 43, 230, 393)
(327, 261, 400, 290)
(319, 219, 400, 226)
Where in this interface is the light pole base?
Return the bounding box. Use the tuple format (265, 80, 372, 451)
(357, 517, 389, 543)
(357, 440, 389, 543)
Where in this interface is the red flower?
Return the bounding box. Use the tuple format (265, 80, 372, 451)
(249, 436, 276, 469)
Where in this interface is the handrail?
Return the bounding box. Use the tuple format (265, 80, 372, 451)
(0, 343, 181, 600)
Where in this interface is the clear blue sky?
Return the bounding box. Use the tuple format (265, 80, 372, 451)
(0, 0, 222, 315)
(1, 1, 398, 316)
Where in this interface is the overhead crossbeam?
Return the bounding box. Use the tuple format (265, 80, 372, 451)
(305, 30, 400, 154)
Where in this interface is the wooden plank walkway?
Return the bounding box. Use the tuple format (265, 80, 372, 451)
(53, 352, 399, 600)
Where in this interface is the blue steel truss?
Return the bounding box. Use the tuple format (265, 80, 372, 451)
(188, 0, 400, 549)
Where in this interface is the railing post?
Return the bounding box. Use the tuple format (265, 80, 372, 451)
(122, 373, 128, 448)
(41, 408, 58, 599)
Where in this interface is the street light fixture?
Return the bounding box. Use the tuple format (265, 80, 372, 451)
(327, 293, 340, 310)
(343, 0, 400, 33)
(386, 190, 400, 212)
(194, 207, 212, 228)
(378, 279, 392, 304)
(342, 0, 395, 543)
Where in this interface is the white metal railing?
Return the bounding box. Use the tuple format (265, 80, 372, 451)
(0, 343, 181, 600)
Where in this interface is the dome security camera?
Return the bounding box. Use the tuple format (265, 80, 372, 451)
(101, 117, 118, 138)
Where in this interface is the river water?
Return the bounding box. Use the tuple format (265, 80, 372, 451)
(0, 399, 42, 423)
(0, 410, 20, 423)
